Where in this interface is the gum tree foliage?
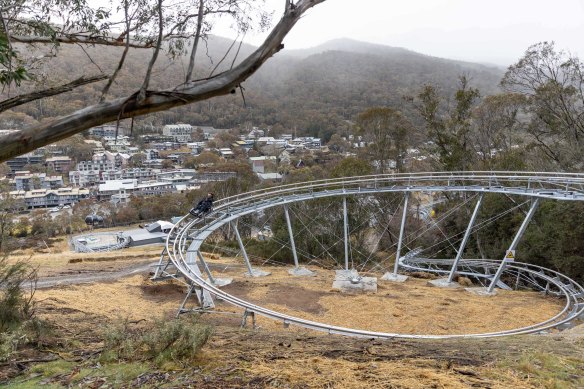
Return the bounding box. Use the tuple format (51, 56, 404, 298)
(471, 93, 528, 167)
(355, 107, 413, 172)
(501, 42, 584, 170)
(0, 0, 326, 162)
(413, 76, 480, 171)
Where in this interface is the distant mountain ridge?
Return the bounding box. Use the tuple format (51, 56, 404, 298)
(6, 36, 505, 138)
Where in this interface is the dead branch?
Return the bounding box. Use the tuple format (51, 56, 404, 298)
(138, 0, 164, 102)
(185, 0, 205, 83)
(9, 34, 155, 49)
(0, 75, 108, 113)
(0, 0, 326, 162)
(101, 0, 132, 101)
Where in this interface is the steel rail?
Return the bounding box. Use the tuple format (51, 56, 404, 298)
(163, 172, 584, 339)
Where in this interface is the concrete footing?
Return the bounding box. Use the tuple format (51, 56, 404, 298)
(245, 269, 271, 277)
(381, 272, 408, 282)
(211, 277, 233, 287)
(288, 267, 316, 276)
(332, 269, 377, 293)
(465, 287, 497, 296)
(427, 278, 461, 288)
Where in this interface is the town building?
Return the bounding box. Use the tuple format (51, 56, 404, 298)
(219, 148, 235, 158)
(88, 125, 128, 138)
(101, 168, 157, 182)
(163, 124, 193, 142)
(249, 156, 277, 173)
(6, 152, 44, 174)
(12, 171, 64, 191)
(45, 156, 73, 173)
(10, 187, 89, 208)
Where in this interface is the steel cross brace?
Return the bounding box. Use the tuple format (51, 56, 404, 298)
(487, 198, 540, 293)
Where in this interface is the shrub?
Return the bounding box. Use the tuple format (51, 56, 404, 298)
(101, 315, 213, 367)
(0, 256, 36, 333)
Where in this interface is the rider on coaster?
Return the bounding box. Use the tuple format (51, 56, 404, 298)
(190, 192, 214, 217)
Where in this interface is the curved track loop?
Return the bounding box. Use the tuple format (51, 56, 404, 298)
(165, 172, 584, 339)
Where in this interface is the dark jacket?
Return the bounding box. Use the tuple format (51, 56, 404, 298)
(196, 197, 214, 211)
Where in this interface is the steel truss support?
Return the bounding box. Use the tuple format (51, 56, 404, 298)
(393, 192, 409, 275)
(284, 205, 315, 276)
(151, 246, 179, 280)
(232, 221, 270, 277)
(284, 205, 300, 268)
(382, 193, 409, 282)
(195, 250, 233, 286)
(177, 250, 215, 316)
(447, 194, 484, 283)
(343, 196, 350, 271)
(487, 198, 540, 293)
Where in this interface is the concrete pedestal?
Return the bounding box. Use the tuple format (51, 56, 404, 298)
(332, 269, 377, 293)
(465, 287, 497, 296)
(211, 277, 233, 287)
(427, 278, 461, 288)
(288, 267, 316, 276)
(244, 269, 271, 277)
(381, 272, 408, 282)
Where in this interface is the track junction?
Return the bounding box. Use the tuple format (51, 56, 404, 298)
(153, 172, 584, 339)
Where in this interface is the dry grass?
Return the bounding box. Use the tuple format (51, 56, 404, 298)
(9, 244, 162, 278)
(20, 236, 564, 337)
(247, 356, 535, 389)
(24, 247, 584, 389)
(202, 256, 563, 336)
(34, 275, 182, 323)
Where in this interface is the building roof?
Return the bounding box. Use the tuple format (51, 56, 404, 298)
(99, 179, 138, 192)
(257, 173, 283, 180)
(249, 156, 277, 161)
(46, 156, 72, 162)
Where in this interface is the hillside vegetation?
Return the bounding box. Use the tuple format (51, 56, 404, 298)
(3, 37, 503, 136)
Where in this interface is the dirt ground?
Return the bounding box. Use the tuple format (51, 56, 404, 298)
(4, 244, 584, 388)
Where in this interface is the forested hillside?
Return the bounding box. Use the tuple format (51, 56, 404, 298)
(2, 37, 503, 139)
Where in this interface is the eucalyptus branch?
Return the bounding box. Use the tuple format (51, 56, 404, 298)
(0, 0, 327, 162)
(101, 0, 132, 101)
(0, 75, 107, 113)
(209, 33, 239, 77)
(185, 0, 204, 83)
(10, 34, 155, 49)
(138, 0, 164, 102)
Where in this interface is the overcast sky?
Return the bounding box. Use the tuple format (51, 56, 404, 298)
(233, 0, 584, 66)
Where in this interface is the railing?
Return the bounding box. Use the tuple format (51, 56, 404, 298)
(162, 172, 584, 339)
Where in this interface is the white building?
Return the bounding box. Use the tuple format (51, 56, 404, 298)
(46, 156, 73, 173)
(76, 160, 116, 172)
(89, 125, 128, 138)
(98, 179, 178, 201)
(10, 187, 89, 208)
(98, 179, 138, 200)
(163, 124, 193, 142)
(249, 156, 277, 173)
(101, 168, 157, 182)
(12, 171, 64, 191)
(69, 170, 101, 187)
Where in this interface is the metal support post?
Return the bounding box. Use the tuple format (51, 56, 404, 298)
(196, 250, 215, 284)
(393, 193, 409, 275)
(487, 198, 540, 293)
(447, 194, 484, 283)
(232, 221, 254, 275)
(343, 197, 350, 271)
(232, 220, 270, 277)
(197, 250, 233, 286)
(284, 205, 300, 269)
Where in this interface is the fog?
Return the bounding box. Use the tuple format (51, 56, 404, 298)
(232, 0, 584, 66)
